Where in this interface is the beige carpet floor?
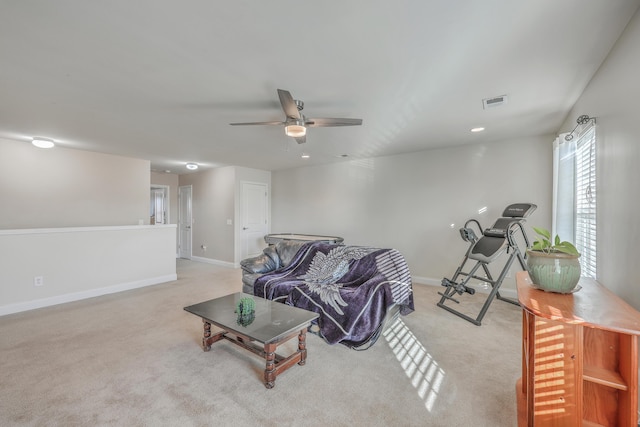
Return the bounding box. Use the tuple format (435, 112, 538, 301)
(0, 259, 522, 426)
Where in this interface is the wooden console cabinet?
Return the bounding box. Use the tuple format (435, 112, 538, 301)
(516, 271, 640, 426)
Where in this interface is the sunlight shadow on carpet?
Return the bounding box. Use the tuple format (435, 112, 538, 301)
(383, 317, 445, 412)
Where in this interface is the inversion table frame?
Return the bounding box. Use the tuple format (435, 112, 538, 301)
(437, 203, 536, 325)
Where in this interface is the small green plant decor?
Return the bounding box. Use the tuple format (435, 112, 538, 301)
(530, 227, 580, 256)
(235, 297, 256, 327)
(527, 227, 581, 293)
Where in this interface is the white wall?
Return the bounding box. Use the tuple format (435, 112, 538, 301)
(0, 225, 177, 315)
(272, 136, 552, 292)
(0, 140, 176, 315)
(582, 12, 640, 415)
(179, 166, 271, 265)
(179, 166, 236, 263)
(0, 138, 150, 228)
(559, 8, 640, 311)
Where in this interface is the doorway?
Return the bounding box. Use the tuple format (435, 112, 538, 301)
(150, 185, 169, 225)
(178, 185, 192, 259)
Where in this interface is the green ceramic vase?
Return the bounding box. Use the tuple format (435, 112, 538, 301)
(526, 250, 581, 294)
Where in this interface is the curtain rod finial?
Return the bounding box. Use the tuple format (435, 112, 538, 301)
(566, 114, 595, 141)
(577, 115, 593, 125)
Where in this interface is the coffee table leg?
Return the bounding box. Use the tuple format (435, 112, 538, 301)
(201, 319, 226, 351)
(298, 328, 308, 366)
(264, 342, 277, 389)
(202, 320, 212, 351)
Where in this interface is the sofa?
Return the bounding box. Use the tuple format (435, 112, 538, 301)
(241, 240, 308, 294)
(240, 240, 414, 350)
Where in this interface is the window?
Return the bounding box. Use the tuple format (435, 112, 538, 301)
(574, 127, 596, 278)
(552, 123, 597, 278)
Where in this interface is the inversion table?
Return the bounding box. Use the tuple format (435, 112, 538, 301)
(437, 203, 537, 325)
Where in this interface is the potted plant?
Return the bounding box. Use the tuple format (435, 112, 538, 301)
(526, 227, 581, 293)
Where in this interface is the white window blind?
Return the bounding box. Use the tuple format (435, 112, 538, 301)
(574, 126, 596, 278)
(552, 123, 597, 279)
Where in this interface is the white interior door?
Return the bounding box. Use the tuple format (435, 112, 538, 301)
(178, 185, 192, 259)
(241, 182, 268, 259)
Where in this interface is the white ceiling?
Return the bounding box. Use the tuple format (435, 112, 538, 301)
(1, 1, 638, 172)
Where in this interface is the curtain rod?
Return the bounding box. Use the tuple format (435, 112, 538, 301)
(564, 114, 596, 141)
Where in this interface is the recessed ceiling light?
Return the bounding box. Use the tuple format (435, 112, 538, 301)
(471, 127, 485, 133)
(32, 137, 55, 148)
(301, 153, 310, 159)
(186, 163, 198, 170)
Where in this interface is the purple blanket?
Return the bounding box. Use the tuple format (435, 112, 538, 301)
(254, 242, 414, 349)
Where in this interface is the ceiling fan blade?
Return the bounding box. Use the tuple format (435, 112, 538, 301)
(229, 121, 284, 126)
(277, 89, 301, 120)
(294, 135, 306, 144)
(306, 118, 363, 127)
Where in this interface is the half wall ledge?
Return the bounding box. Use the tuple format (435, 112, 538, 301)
(0, 225, 177, 316)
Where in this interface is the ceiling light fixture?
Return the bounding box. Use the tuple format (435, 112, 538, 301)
(285, 120, 306, 138)
(32, 137, 55, 148)
(186, 163, 198, 170)
(471, 127, 485, 133)
(301, 153, 310, 159)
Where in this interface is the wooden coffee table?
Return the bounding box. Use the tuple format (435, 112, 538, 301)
(184, 292, 319, 388)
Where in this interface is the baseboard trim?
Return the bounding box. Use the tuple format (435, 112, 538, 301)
(191, 256, 238, 269)
(0, 274, 177, 317)
(411, 275, 518, 300)
(411, 275, 441, 286)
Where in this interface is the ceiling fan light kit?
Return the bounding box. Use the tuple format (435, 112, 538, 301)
(230, 89, 362, 144)
(285, 122, 306, 137)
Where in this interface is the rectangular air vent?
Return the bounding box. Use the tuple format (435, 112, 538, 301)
(482, 95, 508, 109)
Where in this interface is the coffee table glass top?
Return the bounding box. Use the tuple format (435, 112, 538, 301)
(184, 293, 319, 344)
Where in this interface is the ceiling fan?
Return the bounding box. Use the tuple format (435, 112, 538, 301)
(229, 89, 363, 144)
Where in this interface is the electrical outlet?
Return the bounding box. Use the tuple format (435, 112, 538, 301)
(34, 276, 44, 287)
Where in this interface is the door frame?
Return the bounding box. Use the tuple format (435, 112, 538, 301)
(150, 185, 170, 225)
